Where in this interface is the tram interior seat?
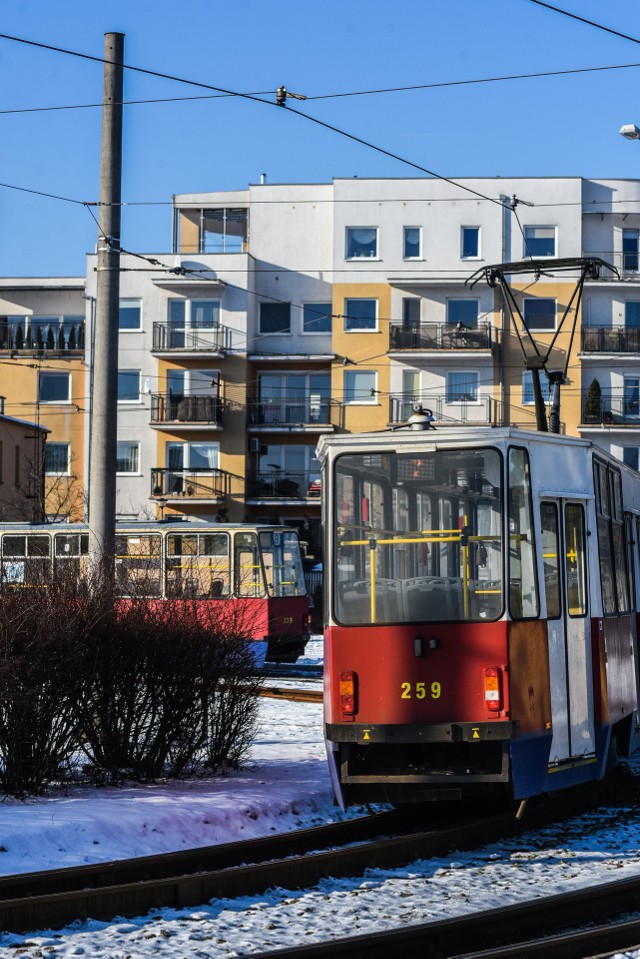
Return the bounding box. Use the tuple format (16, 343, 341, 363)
(403, 576, 463, 620)
(337, 578, 402, 623)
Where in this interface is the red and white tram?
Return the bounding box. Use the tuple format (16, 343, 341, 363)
(318, 426, 640, 807)
(0, 521, 310, 665)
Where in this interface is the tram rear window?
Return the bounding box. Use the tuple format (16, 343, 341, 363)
(333, 448, 503, 625)
(259, 530, 306, 598)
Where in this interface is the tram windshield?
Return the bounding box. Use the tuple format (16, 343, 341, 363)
(333, 448, 504, 625)
(259, 530, 306, 597)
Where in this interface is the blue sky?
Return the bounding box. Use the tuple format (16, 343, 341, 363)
(3, 0, 640, 276)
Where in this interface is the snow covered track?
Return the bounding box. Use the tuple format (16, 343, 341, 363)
(256, 873, 640, 959)
(0, 785, 606, 936)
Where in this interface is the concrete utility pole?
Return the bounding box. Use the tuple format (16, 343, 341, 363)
(88, 32, 124, 572)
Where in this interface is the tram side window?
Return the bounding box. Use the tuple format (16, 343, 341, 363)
(594, 461, 621, 615)
(115, 535, 162, 597)
(235, 532, 265, 598)
(54, 533, 89, 581)
(259, 530, 305, 597)
(508, 447, 539, 619)
(0, 534, 51, 585)
(565, 504, 587, 617)
(610, 471, 630, 614)
(540, 503, 561, 620)
(166, 533, 230, 598)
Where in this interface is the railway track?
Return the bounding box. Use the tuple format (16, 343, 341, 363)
(0, 783, 607, 937)
(255, 873, 640, 958)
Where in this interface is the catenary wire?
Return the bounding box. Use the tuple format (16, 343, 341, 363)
(525, 1, 640, 46)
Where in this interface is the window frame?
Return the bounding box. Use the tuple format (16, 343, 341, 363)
(117, 370, 142, 403)
(523, 296, 557, 332)
(44, 442, 71, 476)
(116, 441, 141, 474)
(301, 302, 332, 335)
(461, 226, 481, 260)
(403, 226, 422, 260)
(38, 371, 71, 404)
(118, 298, 142, 332)
(345, 226, 379, 260)
(259, 301, 291, 336)
(523, 225, 557, 258)
(343, 369, 377, 405)
(446, 370, 480, 404)
(343, 298, 378, 333)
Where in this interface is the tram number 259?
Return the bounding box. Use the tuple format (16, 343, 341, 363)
(401, 681, 441, 700)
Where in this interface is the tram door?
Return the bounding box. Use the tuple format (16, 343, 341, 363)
(540, 500, 595, 764)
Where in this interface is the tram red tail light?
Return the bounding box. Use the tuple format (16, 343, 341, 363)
(339, 671, 358, 720)
(484, 667, 503, 712)
(303, 611, 311, 634)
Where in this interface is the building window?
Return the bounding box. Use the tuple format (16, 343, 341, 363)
(626, 302, 640, 328)
(116, 441, 140, 473)
(38, 371, 70, 403)
(447, 299, 479, 328)
(624, 376, 640, 417)
(44, 442, 70, 475)
(623, 447, 639, 470)
(461, 227, 480, 259)
(403, 227, 421, 259)
(119, 299, 142, 331)
(302, 302, 332, 334)
(344, 370, 377, 403)
(344, 299, 378, 332)
(402, 298, 420, 327)
(523, 226, 556, 258)
(522, 370, 552, 406)
(167, 442, 220, 471)
(623, 229, 639, 272)
(446, 371, 479, 403)
(259, 302, 291, 335)
(201, 208, 247, 253)
(523, 297, 556, 332)
(118, 370, 141, 402)
(259, 373, 331, 424)
(346, 227, 378, 259)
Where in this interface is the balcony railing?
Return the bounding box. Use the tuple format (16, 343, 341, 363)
(583, 251, 638, 275)
(152, 322, 228, 353)
(582, 395, 640, 426)
(247, 397, 340, 428)
(389, 393, 496, 427)
(247, 470, 321, 501)
(581, 326, 640, 354)
(388, 395, 563, 431)
(150, 393, 223, 426)
(0, 318, 85, 354)
(389, 321, 493, 351)
(151, 468, 230, 499)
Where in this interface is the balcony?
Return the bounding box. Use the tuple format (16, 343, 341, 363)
(583, 251, 638, 276)
(150, 468, 230, 501)
(389, 393, 496, 427)
(0, 318, 85, 355)
(582, 394, 640, 427)
(389, 321, 493, 352)
(150, 393, 224, 428)
(247, 396, 341, 430)
(581, 326, 640, 354)
(246, 470, 322, 503)
(152, 322, 228, 356)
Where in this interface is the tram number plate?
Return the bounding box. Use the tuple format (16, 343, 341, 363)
(400, 681, 441, 700)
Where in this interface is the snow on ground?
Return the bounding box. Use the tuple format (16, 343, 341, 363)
(0, 636, 639, 958)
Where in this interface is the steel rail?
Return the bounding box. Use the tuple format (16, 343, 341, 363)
(0, 784, 606, 935)
(254, 871, 640, 958)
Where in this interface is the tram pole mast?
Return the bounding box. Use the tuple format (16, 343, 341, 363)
(88, 32, 124, 575)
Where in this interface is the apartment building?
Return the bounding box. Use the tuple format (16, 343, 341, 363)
(0, 278, 86, 521)
(4, 176, 640, 549)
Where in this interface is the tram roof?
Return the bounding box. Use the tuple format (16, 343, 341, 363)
(0, 521, 295, 534)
